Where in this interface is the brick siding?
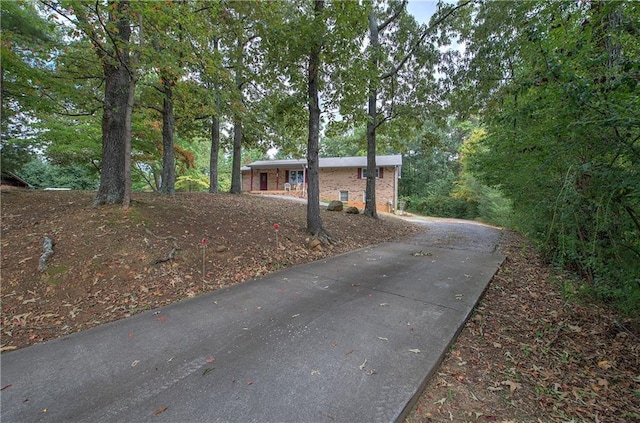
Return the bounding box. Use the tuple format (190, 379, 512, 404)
(242, 166, 398, 212)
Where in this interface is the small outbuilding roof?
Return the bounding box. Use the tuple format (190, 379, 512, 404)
(0, 171, 33, 188)
(244, 154, 402, 169)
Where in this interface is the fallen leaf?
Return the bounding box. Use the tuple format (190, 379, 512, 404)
(434, 398, 446, 405)
(0, 346, 17, 352)
(311, 370, 320, 375)
(598, 360, 612, 369)
(377, 336, 388, 341)
(409, 348, 421, 354)
(152, 406, 168, 416)
(501, 380, 522, 392)
(202, 367, 215, 376)
(359, 359, 367, 370)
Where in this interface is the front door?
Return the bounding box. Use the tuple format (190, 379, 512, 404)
(260, 173, 268, 190)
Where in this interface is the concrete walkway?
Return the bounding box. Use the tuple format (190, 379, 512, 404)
(1, 219, 504, 423)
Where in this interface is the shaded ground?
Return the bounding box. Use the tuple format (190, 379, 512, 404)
(406, 231, 639, 423)
(1, 189, 638, 422)
(1, 190, 421, 351)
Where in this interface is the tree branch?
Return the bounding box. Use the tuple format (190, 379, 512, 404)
(134, 161, 157, 192)
(381, 0, 475, 80)
(40, 1, 112, 61)
(376, 112, 399, 129)
(139, 103, 163, 113)
(94, 0, 135, 77)
(378, 0, 407, 32)
(57, 109, 99, 117)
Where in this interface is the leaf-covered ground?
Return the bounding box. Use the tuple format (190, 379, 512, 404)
(406, 231, 640, 423)
(1, 189, 638, 422)
(1, 189, 421, 351)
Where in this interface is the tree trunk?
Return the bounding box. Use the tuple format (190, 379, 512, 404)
(158, 76, 176, 195)
(229, 117, 242, 194)
(209, 114, 220, 193)
(209, 38, 221, 194)
(94, 1, 132, 206)
(122, 70, 135, 209)
(364, 11, 379, 218)
(306, 0, 330, 241)
(229, 63, 243, 194)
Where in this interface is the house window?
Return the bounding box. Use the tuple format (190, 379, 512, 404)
(339, 190, 349, 201)
(289, 170, 304, 184)
(360, 167, 383, 179)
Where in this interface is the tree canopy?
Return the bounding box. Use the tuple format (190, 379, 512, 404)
(2, 0, 638, 312)
(449, 0, 640, 313)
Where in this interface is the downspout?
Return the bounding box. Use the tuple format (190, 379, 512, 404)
(394, 165, 399, 213)
(250, 169, 254, 192)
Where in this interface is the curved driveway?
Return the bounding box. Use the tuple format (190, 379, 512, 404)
(1, 217, 504, 423)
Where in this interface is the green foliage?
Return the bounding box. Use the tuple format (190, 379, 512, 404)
(1, 0, 59, 172)
(320, 127, 367, 157)
(455, 1, 640, 314)
(176, 171, 209, 192)
(1, 139, 34, 174)
(19, 158, 99, 190)
(399, 120, 513, 224)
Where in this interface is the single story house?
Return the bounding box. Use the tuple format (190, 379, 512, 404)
(241, 154, 402, 212)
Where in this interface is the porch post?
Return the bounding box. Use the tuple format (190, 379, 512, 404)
(250, 169, 254, 191)
(302, 165, 307, 196)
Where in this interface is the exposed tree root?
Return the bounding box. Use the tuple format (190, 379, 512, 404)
(363, 208, 378, 219)
(152, 247, 179, 264)
(144, 228, 180, 265)
(310, 228, 336, 246)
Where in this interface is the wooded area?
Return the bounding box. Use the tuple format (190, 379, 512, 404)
(1, 0, 638, 313)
